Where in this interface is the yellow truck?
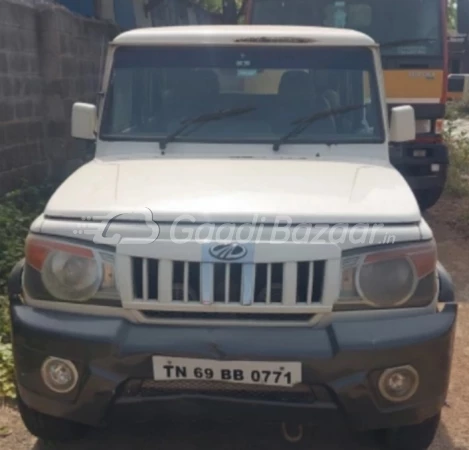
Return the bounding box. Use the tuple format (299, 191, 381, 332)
(240, 0, 451, 210)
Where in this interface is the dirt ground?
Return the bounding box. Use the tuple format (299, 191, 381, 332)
(0, 195, 468, 450)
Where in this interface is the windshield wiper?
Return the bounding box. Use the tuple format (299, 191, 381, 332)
(159, 106, 256, 151)
(380, 38, 437, 48)
(272, 103, 366, 151)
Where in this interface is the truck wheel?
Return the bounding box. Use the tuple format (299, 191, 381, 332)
(415, 187, 444, 212)
(382, 413, 441, 450)
(17, 394, 89, 442)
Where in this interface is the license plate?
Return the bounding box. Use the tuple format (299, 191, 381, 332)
(152, 357, 302, 387)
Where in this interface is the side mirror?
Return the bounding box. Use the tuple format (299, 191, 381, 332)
(71, 103, 97, 140)
(458, 0, 469, 34)
(389, 106, 416, 143)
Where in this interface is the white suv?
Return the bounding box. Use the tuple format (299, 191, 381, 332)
(8, 25, 456, 450)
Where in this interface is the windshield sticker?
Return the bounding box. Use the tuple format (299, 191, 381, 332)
(237, 69, 258, 77)
(236, 53, 251, 68)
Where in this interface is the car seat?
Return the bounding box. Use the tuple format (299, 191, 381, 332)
(275, 70, 336, 136)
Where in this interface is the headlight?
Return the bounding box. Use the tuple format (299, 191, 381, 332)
(357, 256, 416, 307)
(336, 240, 437, 310)
(41, 250, 102, 302)
(24, 235, 119, 304)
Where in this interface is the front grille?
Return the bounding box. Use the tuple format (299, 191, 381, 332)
(122, 379, 330, 404)
(131, 258, 325, 305)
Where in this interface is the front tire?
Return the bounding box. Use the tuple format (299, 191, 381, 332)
(382, 412, 441, 450)
(17, 394, 89, 443)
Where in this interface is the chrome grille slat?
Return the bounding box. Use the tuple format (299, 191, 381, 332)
(224, 264, 230, 304)
(266, 264, 272, 304)
(142, 258, 149, 301)
(200, 263, 214, 305)
(131, 258, 326, 309)
(183, 262, 189, 303)
(307, 262, 314, 305)
(158, 261, 173, 303)
(241, 263, 256, 306)
(282, 263, 297, 305)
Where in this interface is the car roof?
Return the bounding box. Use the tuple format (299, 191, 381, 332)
(112, 25, 376, 47)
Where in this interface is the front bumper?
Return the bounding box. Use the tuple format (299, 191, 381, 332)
(10, 301, 457, 432)
(389, 140, 448, 191)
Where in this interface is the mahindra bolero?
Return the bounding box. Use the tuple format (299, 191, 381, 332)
(8, 25, 457, 450)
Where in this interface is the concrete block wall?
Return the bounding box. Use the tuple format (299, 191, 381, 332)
(0, 0, 119, 195)
(0, 0, 46, 193)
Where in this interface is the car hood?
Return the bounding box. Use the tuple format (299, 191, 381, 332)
(44, 158, 421, 224)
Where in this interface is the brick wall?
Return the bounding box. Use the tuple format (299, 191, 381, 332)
(0, 0, 119, 195)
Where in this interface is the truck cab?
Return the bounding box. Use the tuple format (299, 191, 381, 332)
(8, 25, 456, 450)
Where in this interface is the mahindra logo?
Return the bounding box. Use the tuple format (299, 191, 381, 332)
(209, 243, 247, 261)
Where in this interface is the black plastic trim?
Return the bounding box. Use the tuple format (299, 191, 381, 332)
(7, 258, 25, 304)
(437, 262, 455, 303)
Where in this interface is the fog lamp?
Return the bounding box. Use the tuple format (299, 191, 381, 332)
(41, 357, 78, 394)
(378, 365, 419, 403)
(431, 164, 440, 173)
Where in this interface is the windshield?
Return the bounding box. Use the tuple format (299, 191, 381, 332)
(100, 46, 384, 145)
(250, 0, 443, 56)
